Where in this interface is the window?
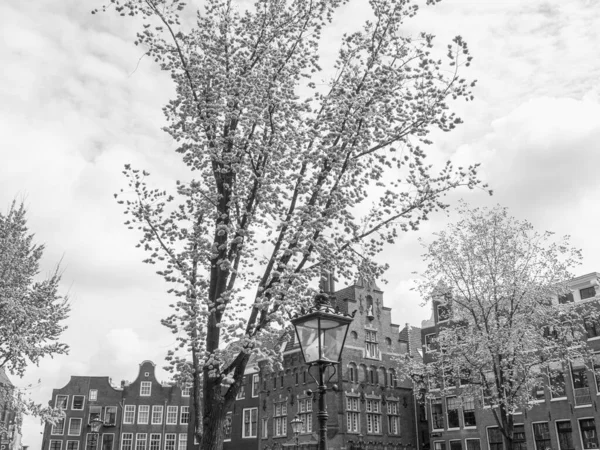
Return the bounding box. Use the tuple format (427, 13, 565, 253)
(446, 397, 460, 429)
(378, 368, 387, 387)
(462, 397, 476, 427)
(571, 359, 591, 406)
(242, 408, 258, 438)
(549, 361, 566, 399)
(449, 441, 462, 450)
(368, 367, 376, 384)
(261, 418, 268, 439)
(488, 427, 503, 450)
(425, 334, 437, 352)
(149, 435, 161, 450)
(105, 406, 117, 426)
(138, 405, 150, 424)
(224, 413, 232, 441)
(581, 287, 596, 300)
(351, 331, 358, 340)
(273, 400, 287, 437)
(465, 440, 480, 450)
(72, 395, 85, 410)
(140, 382, 152, 396)
(298, 397, 313, 433)
(124, 406, 135, 424)
(237, 382, 246, 400)
(56, 395, 68, 409)
(513, 424, 526, 450)
(67, 442, 79, 450)
(295, 370, 299, 385)
(180, 406, 189, 425)
(559, 292, 574, 303)
(252, 374, 260, 397)
(89, 406, 102, 424)
(121, 434, 133, 450)
(52, 418, 65, 435)
(166, 406, 177, 425)
(533, 422, 551, 450)
(89, 390, 98, 401)
(585, 320, 600, 339)
(437, 303, 450, 322)
(346, 396, 360, 433)
(177, 434, 186, 450)
(181, 384, 191, 396)
(388, 369, 397, 387)
(152, 406, 163, 425)
(580, 418, 599, 449)
(366, 399, 381, 434)
(387, 401, 399, 435)
(433, 442, 446, 450)
(556, 421, 575, 450)
(365, 330, 379, 359)
(135, 434, 147, 450)
(164, 434, 176, 450)
(86, 434, 99, 450)
(50, 441, 63, 450)
(431, 398, 444, 430)
(68, 418, 82, 436)
(348, 363, 358, 382)
(102, 435, 114, 450)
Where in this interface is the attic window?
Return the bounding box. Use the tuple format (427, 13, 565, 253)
(145, 372, 150, 377)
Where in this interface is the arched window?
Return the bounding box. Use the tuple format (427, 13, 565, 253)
(368, 366, 376, 384)
(385, 337, 392, 346)
(378, 367, 387, 386)
(294, 369, 299, 385)
(351, 331, 358, 340)
(348, 363, 358, 382)
(388, 369, 397, 387)
(359, 364, 367, 383)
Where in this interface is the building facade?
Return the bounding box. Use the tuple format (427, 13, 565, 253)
(258, 277, 421, 450)
(42, 361, 192, 450)
(420, 272, 600, 450)
(1, 368, 22, 450)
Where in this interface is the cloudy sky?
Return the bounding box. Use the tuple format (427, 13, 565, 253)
(2, 0, 600, 446)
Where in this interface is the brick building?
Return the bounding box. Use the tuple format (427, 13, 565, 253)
(42, 361, 192, 450)
(223, 365, 260, 450)
(1, 368, 22, 450)
(258, 277, 421, 450)
(420, 272, 600, 450)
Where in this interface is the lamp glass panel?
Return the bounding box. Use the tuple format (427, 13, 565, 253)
(321, 322, 349, 362)
(295, 318, 320, 363)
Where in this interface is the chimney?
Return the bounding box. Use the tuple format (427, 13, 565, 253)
(319, 268, 335, 293)
(405, 323, 412, 356)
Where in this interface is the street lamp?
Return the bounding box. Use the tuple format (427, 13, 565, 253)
(290, 415, 303, 450)
(88, 417, 103, 450)
(291, 292, 355, 450)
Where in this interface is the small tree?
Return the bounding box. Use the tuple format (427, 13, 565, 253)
(403, 203, 598, 449)
(0, 201, 70, 433)
(95, 0, 490, 447)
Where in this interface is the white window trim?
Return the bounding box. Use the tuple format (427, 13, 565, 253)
(180, 406, 189, 425)
(140, 381, 152, 396)
(121, 433, 134, 450)
(66, 441, 80, 450)
(424, 334, 437, 353)
(50, 441, 63, 450)
(135, 433, 147, 450)
(68, 418, 82, 436)
(137, 405, 150, 425)
(242, 407, 258, 439)
(464, 438, 480, 450)
(55, 395, 69, 409)
(123, 405, 136, 425)
(252, 374, 260, 398)
(578, 416, 599, 450)
(430, 398, 444, 431)
(166, 406, 178, 425)
(432, 441, 445, 450)
(51, 418, 65, 436)
(89, 390, 98, 401)
(151, 406, 163, 425)
(105, 406, 118, 425)
(149, 434, 161, 450)
(72, 395, 85, 411)
(86, 433, 99, 450)
(102, 434, 115, 450)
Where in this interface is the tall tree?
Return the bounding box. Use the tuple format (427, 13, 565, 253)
(402, 203, 597, 448)
(97, 0, 489, 447)
(0, 201, 70, 433)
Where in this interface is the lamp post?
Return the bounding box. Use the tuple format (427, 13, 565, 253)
(89, 417, 103, 449)
(291, 292, 355, 450)
(290, 415, 303, 450)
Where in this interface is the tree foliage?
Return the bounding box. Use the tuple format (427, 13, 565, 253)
(0, 201, 70, 433)
(96, 0, 489, 447)
(402, 203, 598, 448)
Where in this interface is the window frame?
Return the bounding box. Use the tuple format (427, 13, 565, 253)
(579, 417, 600, 450)
(55, 395, 69, 409)
(135, 433, 147, 450)
(104, 406, 117, 426)
(180, 406, 189, 425)
(532, 421, 551, 450)
(465, 439, 481, 450)
(425, 334, 437, 353)
(123, 405, 135, 425)
(137, 405, 150, 425)
(151, 406, 163, 425)
(101, 434, 114, 450)
(89, 390, 98, 402)
(252, 373, 260, 398)
(50, 441, 63, 450)
(166, 406, 178, 425)
(224, 412, 233, 442)
(140, 381, 152, 397)
(121, 433, 133, 450)
(164, 434, 176, 450)
(580, 286, 596, 300)
(72, 395, 85, 411)
(66, 441, 80, 450)
(68, 418, 82, 436)
(177, 434, 186, 450)
(51, 418, 65, 435)
(345, 395, 359, 434)
(242, 407, 258, 439)
(149, 434, 161, 450)
(556, 420, 575, 450)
